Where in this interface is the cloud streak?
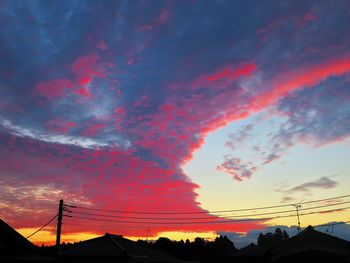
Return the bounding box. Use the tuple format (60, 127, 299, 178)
(285, 176, 338, 193)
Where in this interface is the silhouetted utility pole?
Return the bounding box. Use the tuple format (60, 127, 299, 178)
(292, 204, 301, 233)
(56, 199, 63, 251)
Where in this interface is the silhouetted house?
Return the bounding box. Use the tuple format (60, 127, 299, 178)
(233, 243, 269, 262)
(0, 218, 55, 262)
(269, 225, 350, 263)
(236, 243, 267, 257)
(61, 233, 177, 263)
(0, 219, 35, 255)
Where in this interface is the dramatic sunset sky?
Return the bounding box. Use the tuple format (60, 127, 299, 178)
(1, 0, 350, 246)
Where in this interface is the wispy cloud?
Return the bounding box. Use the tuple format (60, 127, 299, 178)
(217, 156, 257, 181)
(285, 176, 338, 193)
(219, 72, 350, 181)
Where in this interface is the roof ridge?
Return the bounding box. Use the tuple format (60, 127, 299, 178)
(0, 219, 35, 248)
(105, 233, 126, 254)
(269, 225, 350, 253)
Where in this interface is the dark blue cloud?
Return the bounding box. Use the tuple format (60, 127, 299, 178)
(276, 76, 350, 145)
(220, 74, 350, 181)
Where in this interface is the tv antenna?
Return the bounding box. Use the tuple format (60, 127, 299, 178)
(292, 203, 301, 233)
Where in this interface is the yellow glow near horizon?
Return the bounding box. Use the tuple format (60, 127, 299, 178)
(17, 227, 99, 246)
(17, 209, 349, 245)
(126, 231, 218, 242)
(18, 227, 219, 245)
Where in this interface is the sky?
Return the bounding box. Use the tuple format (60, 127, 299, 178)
(0, 0, 350, 246)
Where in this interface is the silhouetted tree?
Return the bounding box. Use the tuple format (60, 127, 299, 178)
(138, 235, 236, 261)
(257, 233, 265, 247)
(204, 235, 236, 261)
(257, 228, 289, 248)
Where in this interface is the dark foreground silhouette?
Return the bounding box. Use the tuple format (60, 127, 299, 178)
(1, 219, 350, 262)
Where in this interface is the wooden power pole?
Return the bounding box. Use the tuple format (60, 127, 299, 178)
(56, 199, 64, 251)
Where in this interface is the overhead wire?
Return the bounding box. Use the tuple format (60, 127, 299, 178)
(67, 200, 350, 220)
(66, 206, 350, 225)
(63, 222, 152, 229)
(65, 194, 350, 215)
(26, 214, 58, 239)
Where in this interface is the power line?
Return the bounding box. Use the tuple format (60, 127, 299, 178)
(63, 222, 152, 229)
(66, 206, 350, 225)
(64, 221, 350, 233)
(69, 215, 262, 225)
(65, 194, 350, 215)
(26, 214, 58, 239)
(68, 201, 350, 220)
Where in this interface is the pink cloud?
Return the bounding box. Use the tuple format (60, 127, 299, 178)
(81, 123, 106, 137)
(304, 12, 316, 22)
(252, 56, 350, 112)
(155, 9, 170, 24)
(77, 76, 92, 85)
(136, 56, 350, 176)
(70, 54, 105, 79)
(206, 63, 256, 82)
(34, 54, 112, 99)
(35, 79, 74, 98)
(96, 40, 107, 50)
(5, 54, 350, 240)
(74, 87, 92, 98)
(114, 107, 126, 115)
(134, 9, 170, 32)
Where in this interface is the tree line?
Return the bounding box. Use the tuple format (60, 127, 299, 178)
(36, 228, 290, 260)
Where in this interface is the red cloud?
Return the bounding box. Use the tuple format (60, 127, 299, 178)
(70, 54, 105, 79)
(206, 63, 256, 82)
(115, 107, 126, 115)
(74, 87, 92, 98)
(81, 123, 106, 137)
(0, 131, 264, 236)
(132, 56, 350, 174)
(35, 79, 74, 98)
(134, 9, 170, 32)
(5, 56, 350, 242)
(34, 54, 112, 100)
(252, 56, 350, 111)
(77, 76, 92, 85)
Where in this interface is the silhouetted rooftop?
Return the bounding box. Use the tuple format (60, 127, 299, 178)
(62, 232, 177, 262)
(236, 242, 267, 257)
(269, 225, 350, 260)
(0, 219, 35, 255)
